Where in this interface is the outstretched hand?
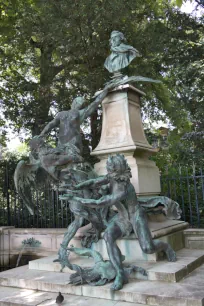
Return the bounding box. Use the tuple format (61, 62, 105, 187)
(92, 82, 116, 99)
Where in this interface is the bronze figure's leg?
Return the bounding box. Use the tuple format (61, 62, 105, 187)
(133, 206, 176, 262)
(81, 216, 103, 248)
(40, 151, 83, 180)
(103, 222, 128, 291)
(56, 215, 84, 271)
(62, 215, 84, 248)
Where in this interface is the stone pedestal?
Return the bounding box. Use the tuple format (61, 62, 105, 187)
(92, 220, 188, 262)
(91, 84, 160, 196)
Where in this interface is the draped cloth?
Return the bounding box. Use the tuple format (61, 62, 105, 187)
(138, 196, 182, 220)
(104, 43, 140, 73)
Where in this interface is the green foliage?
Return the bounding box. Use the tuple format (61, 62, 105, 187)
(170, 0, 198, 8)
(0, 116, 7, 147)
(148, 126, 204, 174)
(22, 237, 41, 247)
(0, 0, 203, 162)
(161, 167, 204, 228)
(176, 0, 183, 7)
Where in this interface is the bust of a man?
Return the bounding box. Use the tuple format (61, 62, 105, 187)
(104, 31, 141, 75)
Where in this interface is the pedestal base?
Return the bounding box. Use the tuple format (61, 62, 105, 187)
(2, 260, 204, 306)
(94, 153, 161, 196)
(91, 85, 161, 195)
(92, 220, 188, 262)
(29, 247, 204, 283)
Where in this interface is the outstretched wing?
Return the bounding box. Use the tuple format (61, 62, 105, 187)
(103, 75, 161, 91)
(115, 76, 161, 87)
(14, 160, 49, 215)
(125, 75, 161, 84)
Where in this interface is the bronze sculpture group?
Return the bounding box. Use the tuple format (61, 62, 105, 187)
(15, 31, 180, 291)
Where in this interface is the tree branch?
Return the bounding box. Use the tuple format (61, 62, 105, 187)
(52, 64, 64, 77)
(195, 0, 204, 8)
(29, 37, 42, 49)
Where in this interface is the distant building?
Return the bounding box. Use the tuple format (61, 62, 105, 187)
(158, 127, 169, 137)
(158, 127, 169, 149)
(146, 126, 169, 150)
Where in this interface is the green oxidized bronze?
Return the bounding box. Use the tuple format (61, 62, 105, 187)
(14, 82, 116, 213)
(60, 154, 176, 290)
(103, 30, 161, 87)
(14, 31, 179, 291)
(66, 246, 147, 286)
(14, 83, 117, 258)
(104, 30, 141, 75)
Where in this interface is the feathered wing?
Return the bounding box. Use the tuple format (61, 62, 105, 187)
(14, 159, 49, 215)
(127, 75, 161, 83)
(103, 75, 161, 90)
(117, 75, 161, 86)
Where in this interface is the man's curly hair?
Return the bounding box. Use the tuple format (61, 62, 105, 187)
(106, 154, 132, 182)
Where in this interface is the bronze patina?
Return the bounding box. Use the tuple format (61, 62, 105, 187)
(15, 31, 179, 291)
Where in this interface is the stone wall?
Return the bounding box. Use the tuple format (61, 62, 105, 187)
(0, 226, 203, 270)
(184, 229, 204, 249)
(0, 226, 88, 269)
(0, 227, 67, 269)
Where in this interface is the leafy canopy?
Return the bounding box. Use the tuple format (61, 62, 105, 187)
(0, 0, 203, 156)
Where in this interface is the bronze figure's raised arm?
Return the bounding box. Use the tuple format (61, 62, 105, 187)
(39, 83, 114, 154)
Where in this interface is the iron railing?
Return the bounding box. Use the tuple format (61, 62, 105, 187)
(0, 161, 74, 228)
(0, 162, 204, 228)
(160, 167, 204, 228)
(0, 188, 75, 228)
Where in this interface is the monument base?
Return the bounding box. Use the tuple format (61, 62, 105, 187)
(91, 85, 161, 196)
(1, 225, 204, 306)
(94, 153, 161, 197)
(29, 247, 204, 283)
(92, 220, 188, 262)
(57, 219, 188, 262)
(1, 257, 204, 306)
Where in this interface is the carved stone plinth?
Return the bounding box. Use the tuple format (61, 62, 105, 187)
(92, 220, 188, 262)
(91, 84, 160, 196)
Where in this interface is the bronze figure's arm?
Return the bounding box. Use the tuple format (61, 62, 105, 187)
(80, 84, 115, 122)
(61, 188, 125, 209)
(40, 115, 60, 137)
(74, 176, 108, 190)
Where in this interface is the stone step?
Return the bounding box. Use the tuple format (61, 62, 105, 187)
(29, 248, 204, 283)
(0, 221, 188, 266)
(0, 261, 204, 306)
(0, 286, 150, 306)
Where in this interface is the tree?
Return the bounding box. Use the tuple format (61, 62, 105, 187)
(0, 0, 203, 153)
(170, 0, 204, 8)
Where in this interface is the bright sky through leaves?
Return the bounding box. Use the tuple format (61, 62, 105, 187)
(5, 0, 203, 151)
